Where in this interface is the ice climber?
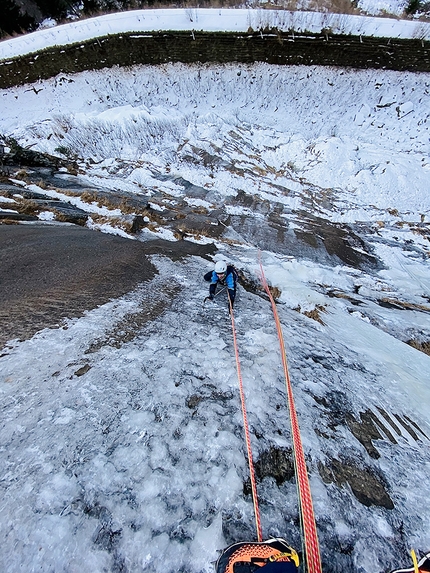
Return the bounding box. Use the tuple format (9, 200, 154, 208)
(204, 260, 238, 309)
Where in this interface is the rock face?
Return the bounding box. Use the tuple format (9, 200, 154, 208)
(0, 223, 216, 348)
(318, 458, 394, 509)
(255, 446, 295, 485)
(1, 30, 430, 89)
(0, 183, 89, 225)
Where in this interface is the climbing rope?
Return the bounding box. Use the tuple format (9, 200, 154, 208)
(228, 294, 264, 542)
(258, 260, 323, 573)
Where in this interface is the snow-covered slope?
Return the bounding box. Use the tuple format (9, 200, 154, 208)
(1, 24, 430, 573)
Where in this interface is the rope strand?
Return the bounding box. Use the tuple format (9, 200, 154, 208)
(258, 259, 322, 573)
(228, 294, 263, 542)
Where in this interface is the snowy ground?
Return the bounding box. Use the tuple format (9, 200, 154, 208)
(1, 19, 430, 573)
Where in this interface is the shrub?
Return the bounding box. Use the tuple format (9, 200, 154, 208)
(405, 0, 421, 14)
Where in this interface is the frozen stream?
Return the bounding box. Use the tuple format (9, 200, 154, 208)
(1, 59, 430, 573)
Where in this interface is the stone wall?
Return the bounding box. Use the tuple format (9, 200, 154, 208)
(1, 30, 429, 88)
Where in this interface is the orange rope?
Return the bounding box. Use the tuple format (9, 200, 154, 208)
(228, 294, 263, 542)
(258, 260, 322, 573)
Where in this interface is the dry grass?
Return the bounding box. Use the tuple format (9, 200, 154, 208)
(221, 237, 246, 247)
(80, 191, 139, 215)
(119, 200, 138, 215)
(16, 198, 39, 215)
(328, 290, 350, 300)
(36, 179, 48, 190)
(0, 219, 20, 225)
(295, 304, 327, 325)
(90, 214, 134, 233)
(66, 165, 79, 176)
(80, 191, 105, 207)
(14, 170, 30, 182)
(141, 208, 164, 225)
(0, 197, 16, 206)
(380, 297, 430, 312)
(191, 205, 209, 215)
(51, 210, 70, 223)
(57, 188, 85, 198)
(268, 285, 282, 300)
(409, 223, 430, 238)
(173, 230, 186, 240)
(407, 339, 430, 356)
(146, 222, 160, 233)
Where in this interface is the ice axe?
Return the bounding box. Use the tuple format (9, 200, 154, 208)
(203, 286, 227, 305)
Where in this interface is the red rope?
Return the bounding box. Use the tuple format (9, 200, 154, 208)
(228, 295, 264, 542)
(258, 261, 322, 573)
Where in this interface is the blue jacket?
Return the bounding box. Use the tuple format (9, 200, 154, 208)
(204, 265, 237, 304)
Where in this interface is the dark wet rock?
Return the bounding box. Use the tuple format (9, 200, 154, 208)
(312, 390, 353, 433)
(85, 503, 123, 554)
(318, 458, 394, 509)
(186, 388, 235, 410)
(92, 524, 122, 552)
(378, 298, 430, 313)
(0, 182, 31, 195)
(244, 446, 295, 496)
(235, 269, 263, 296)
(232, 268, 281, 302)
(315, 395, 400, 459)
(0, 182, 89, 224)
(20, 167, 86, 191)
(308, 353, 335, 370)
(325, 289, 364, 306)
(226, 207, 382, 271)
(5, 188, 55, 201)
(378, 299, 407, 310)
(254, 446, 295, 486)
(402, 414, 429, 440)
(79, 188, 150, 213)
(295, 214, 381, 270)
(0, 210, 38, 221)
(392, 413, 421, 441)
(173, 212, 225, 240)
(74, 364, 92, 377)
(187, 394, 203, 409)
(36, 199, 89, 225)
(130, 215, 146, 234)
(0, 224, 216, 348)
(157, 174, 212, 200)
(232, 189, 272, 215)
(346, 410, 385, 459)
(1, 30, 430, 91)
(1, 145, 77, 171)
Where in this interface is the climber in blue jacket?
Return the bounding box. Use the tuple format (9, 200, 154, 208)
(204, 260, 238, 309)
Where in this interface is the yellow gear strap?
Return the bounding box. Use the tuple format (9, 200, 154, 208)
(269, 549, 300, 568)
